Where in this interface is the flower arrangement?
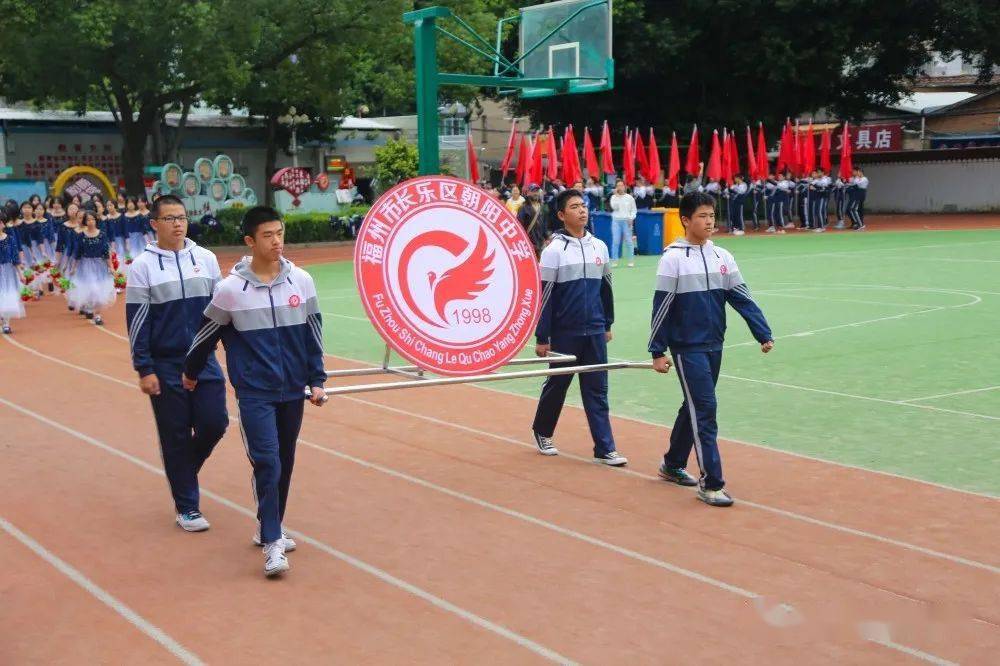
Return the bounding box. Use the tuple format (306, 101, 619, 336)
(49, 266, 62, 280)
(57, 277, 72, 293)
(21, 268, 34, 284)
(19, 286, 33, 302)
(113, 271, 127, 289)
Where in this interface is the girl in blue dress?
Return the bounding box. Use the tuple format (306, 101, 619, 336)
(0, 210, 25, 334)
(105, 199, 127, 261)
(67, 210, 116, 325)
(124, 196, 151, 260)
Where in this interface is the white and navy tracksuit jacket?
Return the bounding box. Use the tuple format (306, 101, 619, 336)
(126, 240, 228, 514)
(847, 176, 869, 228)
(184, 256, 325, 545)
(532, 230, 618, 456)
(648, 239, 772, 490)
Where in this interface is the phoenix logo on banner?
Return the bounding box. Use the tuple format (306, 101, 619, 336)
(355, 176, 540, 376)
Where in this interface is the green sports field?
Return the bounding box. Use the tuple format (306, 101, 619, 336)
(306, 228, 1000, 496)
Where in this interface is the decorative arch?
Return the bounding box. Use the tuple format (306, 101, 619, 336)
(51, 166, 117, 199)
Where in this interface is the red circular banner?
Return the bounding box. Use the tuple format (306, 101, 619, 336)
(355, 176, 541, 376)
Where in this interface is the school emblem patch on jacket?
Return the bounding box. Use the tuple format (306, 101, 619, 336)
(288, 294, 301, 308)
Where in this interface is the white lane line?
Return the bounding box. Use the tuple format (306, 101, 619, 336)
(900, 385, 1000, 403)
(0, 515, 204, 666)
(753, 291, 937, 309)
(321, 311, 369, 322)
(0, 397, 576, 666)
(71, 332, 1000, 561)
(723, 285, 981, 346)
(737, 236, 1000, 263)
(8, 339, 964, 664)
(717, 373, 1000, 422)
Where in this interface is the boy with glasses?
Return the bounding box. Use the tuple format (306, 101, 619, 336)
(126, 194, 229, 532)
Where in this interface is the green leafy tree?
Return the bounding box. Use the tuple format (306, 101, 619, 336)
(374, 138, 419, 186)
(0, 0, 366, 193)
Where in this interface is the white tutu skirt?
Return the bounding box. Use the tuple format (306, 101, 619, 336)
(127, 232, 147, 260)
(68, 258, 116, 311)
(0, 263, 26, 319)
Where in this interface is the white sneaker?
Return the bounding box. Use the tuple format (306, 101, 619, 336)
(610, 261, 619, 268)
(533, 432, 558, 456)
(765, 226, 775, 233)
(594, 451, 628, 466)
(813, 227, 825, 233)
(176, 511, 210, 532)
(253, 525, 297, 552)
(263, 541, 289, 577)
(626, 261, 635, 267)
(733, 229, 745, 236)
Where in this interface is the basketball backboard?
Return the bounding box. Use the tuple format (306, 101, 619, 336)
(518, 0, 613, 99)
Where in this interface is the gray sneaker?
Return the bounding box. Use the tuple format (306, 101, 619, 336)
(176, 511, 210, 532)
(658, 465, 698, 486)
(533, 432, 558, 456)
(697, 488, 734, 507)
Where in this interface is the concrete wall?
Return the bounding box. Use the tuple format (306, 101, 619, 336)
(861, 158, 1000, 213)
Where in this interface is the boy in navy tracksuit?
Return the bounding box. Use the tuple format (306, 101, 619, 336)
(649, 192, 774, 507)
(184, 206, 327, 577)
(126, 194, 228, 532)
(532, 189, 627, 466)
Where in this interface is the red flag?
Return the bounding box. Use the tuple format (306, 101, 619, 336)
(792, 121, 802, 176)
(756, 123, 768, 177)
(720, 129, 731, 184)
(499, 120, 517, 180)
(685, 125, 700, 175)
(561, 129, 572, 184)
(515, 134, 531, 187)
(838, 122, 852, 179)
(706, 130, 722, 181)
(530, 132, 543, 186)
(545, 127, 559, 182)
(745, 126, 757, 181)
(648, 129, 661, 185)
(635, 130, 650, 182)
(567, 125, 583, 185)
(583, 127, 599, 178)
(667, 131, 681, 191)
(776, 120, 791, 174)
(820, 129, 832, 173)
(599, 121, 615, 175)
(623, 128, 636, 186)
(466, 135, 479, 183)
(728, 130, 740, 179)
(804, 121, 816, 174)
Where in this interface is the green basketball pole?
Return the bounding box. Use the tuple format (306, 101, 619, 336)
(403, 2, 612, 177)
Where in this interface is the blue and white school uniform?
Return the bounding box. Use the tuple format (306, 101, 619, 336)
(185, 257, 326, 546)
(127, 239, 228, 515)
(0, 234, 25, 321)
(109, 213, 128, 260)
(726, 182, 748, 231)
(532, 229, 618, 456)
(810, 175, 831, 229)
(68, 231, 116, 311)
(848, 176, 869, 229)
(649, 239, 772, 490)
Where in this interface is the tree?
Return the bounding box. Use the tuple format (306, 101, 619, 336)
(512, 0, 1000, 145)
(0, 0, 363, 193)
(374, 138, 419, 185)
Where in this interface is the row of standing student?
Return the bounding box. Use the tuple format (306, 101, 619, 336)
(685, 167, 870, 234)
(0, 195, 155, 334)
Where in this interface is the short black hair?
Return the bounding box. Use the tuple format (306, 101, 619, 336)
(151, 194, 185, 218)
(242, 206, 283, 237)
(679, 191, 716, 219)
(555, 188, 585, 213)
